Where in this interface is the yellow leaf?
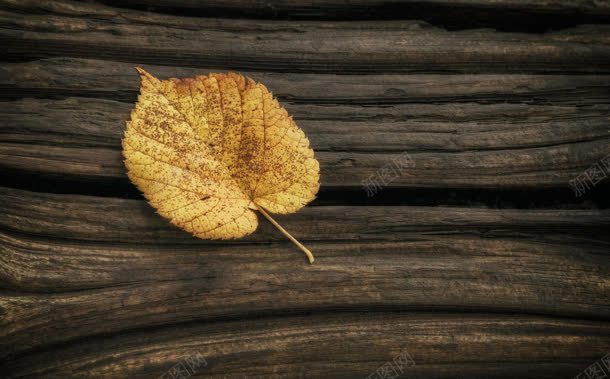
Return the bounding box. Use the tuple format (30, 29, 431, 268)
(122, 68, 320, 263)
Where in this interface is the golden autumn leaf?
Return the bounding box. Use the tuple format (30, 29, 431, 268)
(122, 68, 320, 263)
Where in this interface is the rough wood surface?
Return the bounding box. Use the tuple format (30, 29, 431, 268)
(1, 186, 609, 362)
(3, 314, 610, 378)
(1, 0, 609, 378)
(2, 1, 610, 73)
(3, 98, 608, 187)
(101, 0, 610, 17)
(2, 59, 609, 188)
(6, 58, 610, 104)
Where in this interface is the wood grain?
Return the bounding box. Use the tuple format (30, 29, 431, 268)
(1, 58, 608, 189)
(4, 58, 610, 104)
(2, 95, 608, 188)
(2, 57, 607, 190)
(1, 0, 609, 377)
(2, 186, 609, 245)
(2, 314, 609, 378)
(1, 1, 610, 73)
(101, 0, 610, 17)
(0, 186, 608, 359)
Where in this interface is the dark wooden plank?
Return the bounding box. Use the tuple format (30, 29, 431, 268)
(1, 1, 609, 73)
(95, 0, 610, 36)
(2, 186, 608, 245)
(1, 234, 609, 356)
(4, 58, 610, 104)
(2, 313, 609, 378)
(3, 229, 607, 297)
(2, 58, 608, 189)
(0, 185, 608, 357)
(2, 96, 608, 188)
(102, 0, 610, 17)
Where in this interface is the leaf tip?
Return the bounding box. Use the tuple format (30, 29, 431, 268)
(134, 67, 157, 84)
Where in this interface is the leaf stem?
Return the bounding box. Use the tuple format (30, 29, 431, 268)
(256, 205, 315, 264)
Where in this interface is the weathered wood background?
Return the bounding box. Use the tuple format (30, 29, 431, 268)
(1, 0, 609, 378)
